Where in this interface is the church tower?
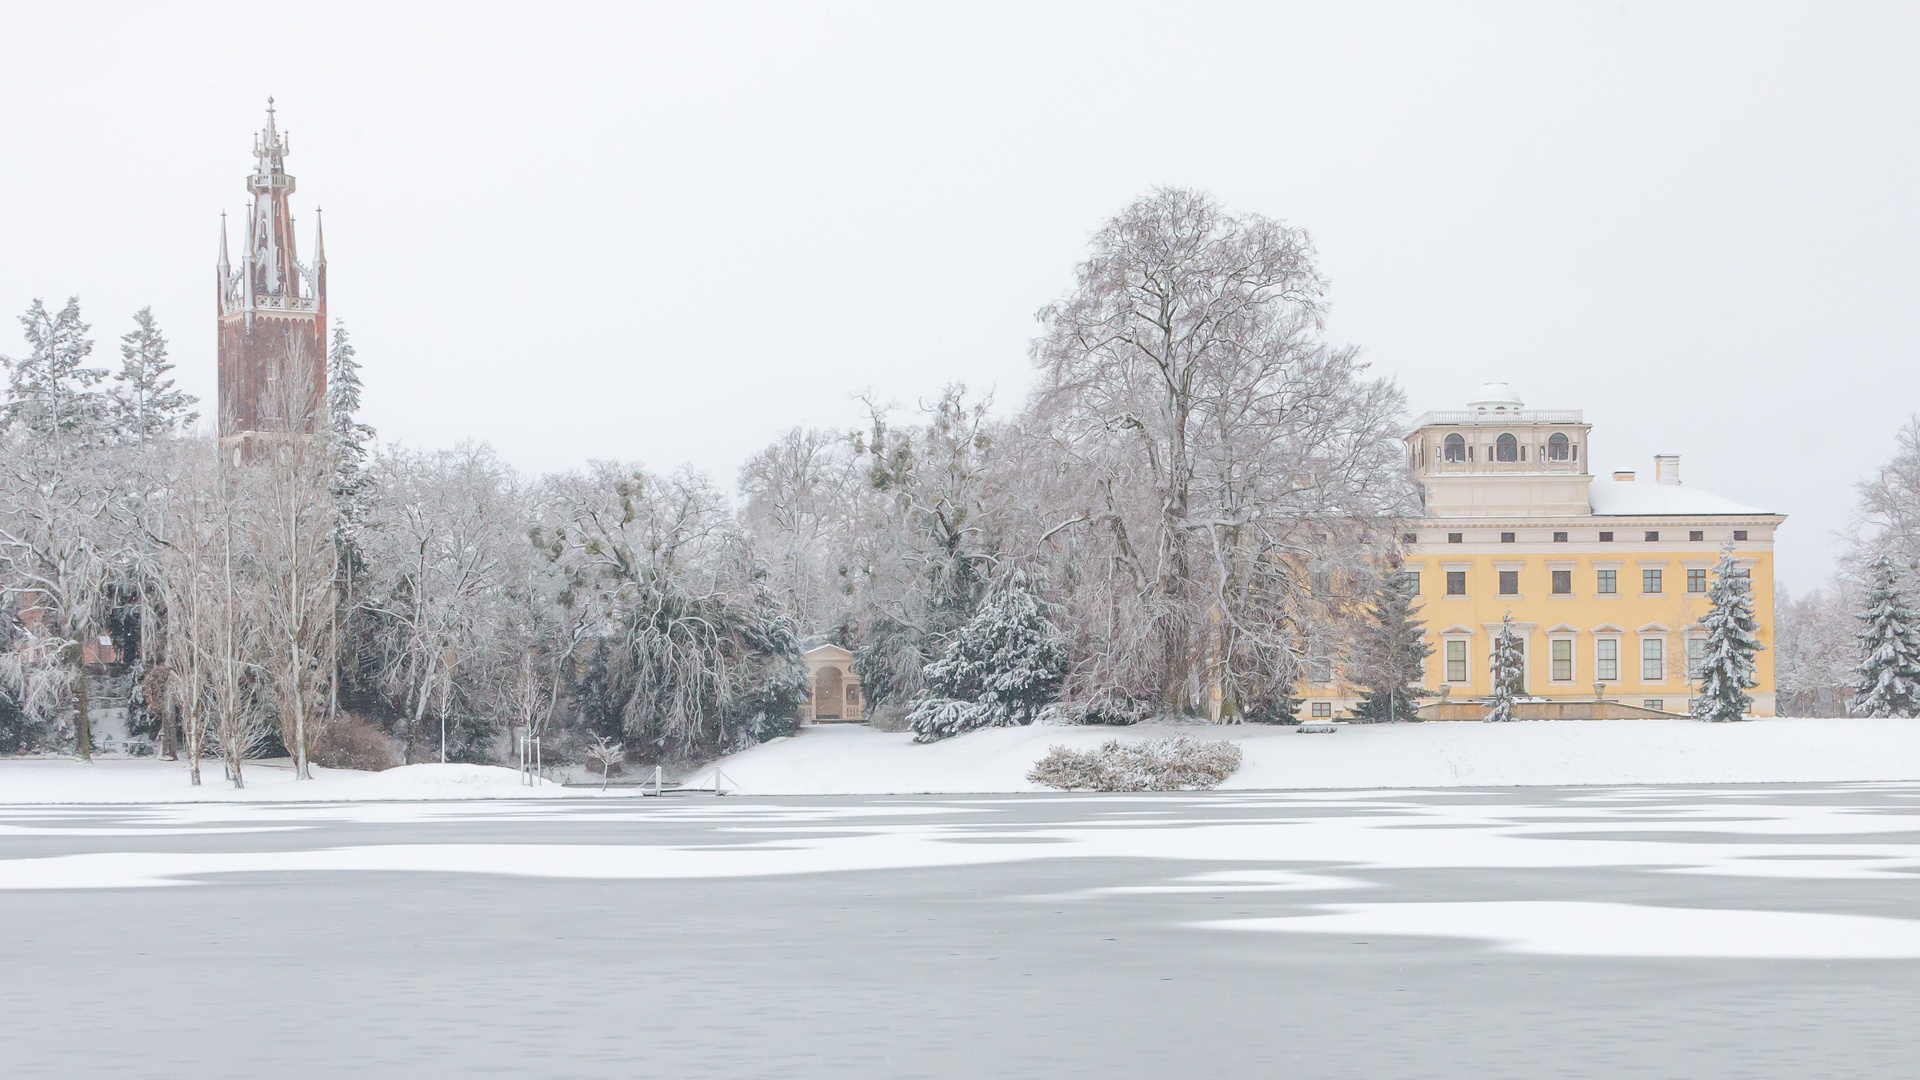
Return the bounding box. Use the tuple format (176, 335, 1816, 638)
(216, 98, 327, 452)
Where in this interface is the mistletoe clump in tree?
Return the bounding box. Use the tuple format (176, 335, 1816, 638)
(1693, 546, 1765, 722)
(1352, 566, 1434, 723)
(907, 572, 1068, 743)
(1485, 610, 1524, 722)
(1849, 552, 1920, 718)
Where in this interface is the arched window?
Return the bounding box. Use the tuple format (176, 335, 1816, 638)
(1496, 433, 1518, 462)
(1443, 433, 1467, 462)
(1547, 432, 1570, 461)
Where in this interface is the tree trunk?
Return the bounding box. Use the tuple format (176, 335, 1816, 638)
(72, 657, 92, 763)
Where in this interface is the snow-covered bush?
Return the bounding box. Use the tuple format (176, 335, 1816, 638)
(308, 714, 403, 771)
(1027, 735, 1242, 792)
(909, 573, 1067, 743)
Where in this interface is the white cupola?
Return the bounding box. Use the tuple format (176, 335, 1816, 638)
(1466, 382, 1525, 415)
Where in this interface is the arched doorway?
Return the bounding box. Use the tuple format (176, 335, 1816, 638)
(814, 666, 845, 720)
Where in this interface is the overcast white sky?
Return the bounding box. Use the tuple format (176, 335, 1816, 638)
(2, 1, 1915, 591)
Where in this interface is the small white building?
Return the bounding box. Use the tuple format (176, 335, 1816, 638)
(800, 644, 864, 723)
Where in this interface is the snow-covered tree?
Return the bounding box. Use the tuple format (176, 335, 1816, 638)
(326, 323, 376, 532)
(1849, 552, 1920, 718)
(907, 571, 1067, 742)
(1485, 610, 1523, 722)
(109, 307, 196, 441)
(3, 297, 109, 445)
(1029, 188, 1411, 715)
(1351, 565, 1433, 723)
(1693, 546, 1764, 723)
(1775, 584, 1858, 716)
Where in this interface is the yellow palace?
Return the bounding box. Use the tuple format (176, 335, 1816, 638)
(1305, 383, 1784, 720)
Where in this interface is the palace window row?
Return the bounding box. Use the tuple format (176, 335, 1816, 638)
(1439, 432, 1578, 463)
(1436, 631, 1699, 687)
(1431, 564, 1730, 598)
(1427, 529, 1755, 545)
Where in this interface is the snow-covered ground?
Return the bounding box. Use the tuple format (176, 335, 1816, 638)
(0, 759, 577, 804)
(3, 716, 1917, 803)
(706, 716, 1920, 795)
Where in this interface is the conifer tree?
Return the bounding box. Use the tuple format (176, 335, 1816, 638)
(1693, 545, 1764, 722)
(1849, 552, 1920, 718)
(326, 322, 376, 532)
(109, 307, 197, 441)
(3, 297, 108, 443)
(908, 571, 1067, 742)
(1352, 566, 1434, 723)
(1485, 610, 1523, 722)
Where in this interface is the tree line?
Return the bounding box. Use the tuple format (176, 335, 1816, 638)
(1776, 416, 1920, 718)
(8, 187, 1807, 784)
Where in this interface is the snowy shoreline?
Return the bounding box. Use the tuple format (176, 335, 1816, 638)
(2, 716, 1916, 803)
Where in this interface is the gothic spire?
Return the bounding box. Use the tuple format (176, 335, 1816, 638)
(314, 206, 326, 266)
(217, 210, 231, 275)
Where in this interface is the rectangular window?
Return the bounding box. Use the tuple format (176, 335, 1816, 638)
(1448, 532, 1463, 544)
(1733, 530, 1748, 541)
(1643, 569, 1663, 594)
(1447, 571, 1466, 595)
(1402, 533, 1417, 544)
(1406, 572, 1420, 593)
(1551, 639, 1573, 681)
(1597, 569, 1617, 594)
(1553, 531, 1568, 543)
(1499, 570, 1519, 595)
(1599, 531, 1614, 542)
(1551, 570, 1571, 594)
(1445, 640, 1467, 682)
(1596, 639, 1618, 680)
(1500, 532, 1515, 544)
(1687, 636, 1706, 679)
(1687, 568, 1707, 593)
(1644, 699, 1664, 711)
(1311, 701, 1332, 718)
(1642, 638, 1664, 681)
(1689, 531, 1704, 542)
(1645, 531, 1660, 542)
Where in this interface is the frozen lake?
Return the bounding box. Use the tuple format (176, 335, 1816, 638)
(3, 784, 1918, 1078)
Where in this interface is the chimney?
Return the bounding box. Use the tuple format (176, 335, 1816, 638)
(1654, 454, 1681, 485)
(1613, 470, 1636, 482)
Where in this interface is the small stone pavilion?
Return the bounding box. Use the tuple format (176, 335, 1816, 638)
(800, 644, 864, 723)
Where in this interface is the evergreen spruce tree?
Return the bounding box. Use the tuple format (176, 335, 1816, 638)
(109, 306, 197, 441)
(1693, 545, 1765, 722)
(3, 297, 108, 443)
(908, 571, 1068, 742)
(1485, 610, 1523, 722)
(1352, 566, 1435, 723)
(1849, 552, 1920, 718)
(326, 322, 376, 533)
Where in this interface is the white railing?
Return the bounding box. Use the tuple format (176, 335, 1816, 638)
(1410, 409, 1584, 428)
(221, 294, 318, 316)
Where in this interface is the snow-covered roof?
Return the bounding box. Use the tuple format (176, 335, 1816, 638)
(1466, 381, 1524, 410)
(1587, 476, 1770, 517)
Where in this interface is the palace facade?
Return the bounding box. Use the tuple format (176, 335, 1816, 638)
(1305, 383, 1784, 719)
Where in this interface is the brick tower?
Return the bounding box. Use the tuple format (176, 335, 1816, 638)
(217, 98, 326, 454)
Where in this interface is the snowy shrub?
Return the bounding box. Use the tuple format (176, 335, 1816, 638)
(909, 572, 1067, 743)
(1028, 736, 1242, 792)
(309, 714, 403, 771)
